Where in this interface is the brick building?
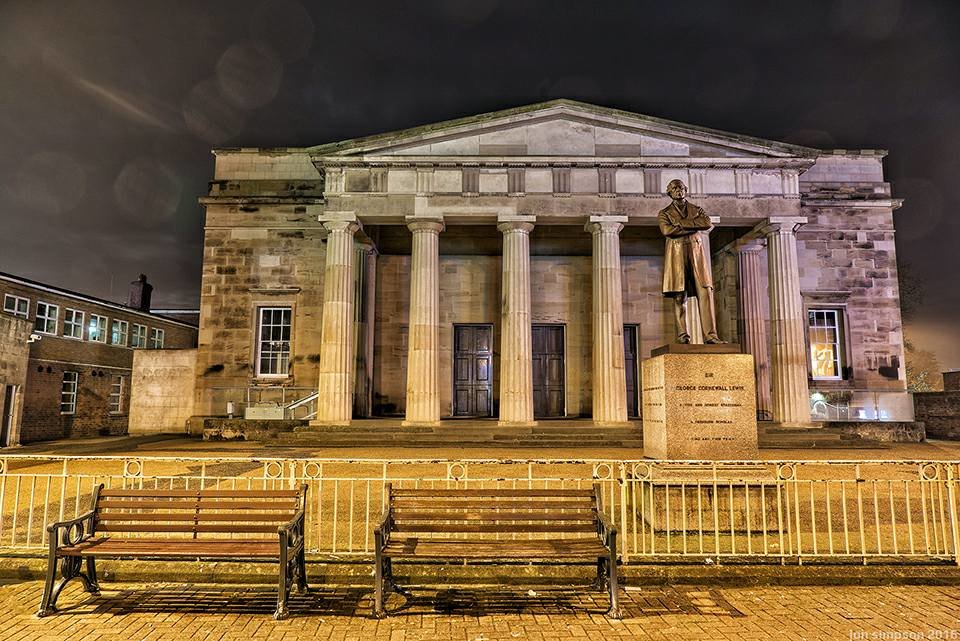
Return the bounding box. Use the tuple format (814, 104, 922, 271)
(0, 272, 198, 444)
(195, 100, 911, 431)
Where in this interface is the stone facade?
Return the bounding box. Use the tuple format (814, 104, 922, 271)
(129, 349, 198, 435)
(913, 391, 960, 440)
(0, 273, 198, 443)
(195, 100, 909, 433)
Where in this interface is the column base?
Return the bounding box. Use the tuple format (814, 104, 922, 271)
(306, 420, 352, 428)
(497, 420, 538, 427)
(768, 421, 819, 429)
(401, 420, 442, 427)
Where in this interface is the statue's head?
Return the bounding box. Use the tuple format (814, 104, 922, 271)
(666, 179, 687, 200)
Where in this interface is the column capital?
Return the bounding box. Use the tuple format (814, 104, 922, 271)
(322, 219, 361, 235)
(405, 216, 445, 234)
(497, 215, 535, 235)
(756, 217, 807, 237)
(735, 238, 765, 253)
(585, 215, 628, 235)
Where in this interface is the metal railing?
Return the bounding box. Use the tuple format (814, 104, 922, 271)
(0, 456, 957, 565)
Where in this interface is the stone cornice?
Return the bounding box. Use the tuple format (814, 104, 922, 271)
(311, 156, 814, 171)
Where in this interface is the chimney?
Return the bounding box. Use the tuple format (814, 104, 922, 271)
(128, 274, 153, 312)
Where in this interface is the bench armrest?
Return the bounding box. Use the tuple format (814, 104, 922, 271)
(47, 510, 98, 550)
(597, 511, 618, 546)
(374, 506, 392, 549)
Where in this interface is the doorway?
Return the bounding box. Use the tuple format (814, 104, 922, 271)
(624, 325, 640, 418)
(532, 324, 565, 419)
(1, 385, 15, 448)
(452, 324, 493, 417)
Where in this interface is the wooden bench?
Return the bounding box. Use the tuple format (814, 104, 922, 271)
(373, 484, 620, 618)
(38, 484, 308, 620)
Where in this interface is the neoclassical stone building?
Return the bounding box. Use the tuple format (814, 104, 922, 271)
(195, 100, 909, 429)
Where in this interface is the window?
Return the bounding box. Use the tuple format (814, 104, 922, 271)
(60, 372, 78, 414)
(3, 294, 28, 319)
(63, 309, 84, 339)
(111, 319, 129, 346)
(34, 302, 58, 334)
(150, 327, 164, 349)
(109, 375, 124, 413)
(88, 314, 107, 342)
(256, 307, 291, 377)
(131, 324, 147, 348)
(808, 309, 844, 380)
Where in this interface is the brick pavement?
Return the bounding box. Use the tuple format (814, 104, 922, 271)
(1, 580, 958, 640)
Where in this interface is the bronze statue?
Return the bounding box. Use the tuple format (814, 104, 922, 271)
(658, 179, 723, 344)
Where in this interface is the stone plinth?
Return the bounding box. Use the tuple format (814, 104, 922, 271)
(642, 345, 758, 459)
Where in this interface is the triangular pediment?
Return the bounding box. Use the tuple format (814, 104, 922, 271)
(309, 99, 817, 160)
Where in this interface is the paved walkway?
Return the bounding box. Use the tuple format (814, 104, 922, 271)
(1, 580, 958, 640)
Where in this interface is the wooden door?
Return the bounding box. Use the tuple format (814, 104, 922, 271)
(624, 325, 639, 418)
(453, 325, 493, 417)
(532, 325, 565, 418)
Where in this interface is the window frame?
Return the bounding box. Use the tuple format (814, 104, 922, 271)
(60, 371, 78, 415)
(63, 308, 85, 340)
(149, 327, 164, 349)
(87, 314, 108, 343)
(3, 294, 29, 319)
(807, 308, 845, 381)
(108, 375, 124, 414)
(111, 319, 129, 347)
(255, 306, 292, 378)
(131, 324, 148, 348)
(34, 301, 59, 335)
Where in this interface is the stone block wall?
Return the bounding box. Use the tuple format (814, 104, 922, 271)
(796, 205, 906, 392)
(130, 349, 198, 434)
(194, 206, 326, 416)
(913, 392, 960, 440)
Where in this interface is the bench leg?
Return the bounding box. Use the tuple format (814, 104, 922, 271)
(295, 547, 308, 594)
(275, 558, 290, 620)
(84, 558, 100, 596)
(607, 550, 622, 620)
(595, 557, 607, 591)
(37, 551, 59, 617)
(373, 548, 385, 619)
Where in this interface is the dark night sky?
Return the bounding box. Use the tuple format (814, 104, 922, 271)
(1, 1, 958, 366)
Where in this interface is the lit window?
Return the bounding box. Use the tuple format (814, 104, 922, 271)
(3, 294, 29, 319)
(60, 372, 78, 414)
(63, 309, 84, 339)
(150, 328, 164, 349)
(35, 302, 59, 334)
(111, 320, 129, 346)
(808, 309, 843, 380)
(109, 375, 124, 413)
(131, 324, 147, 348)
(88, 315, 107, 343)
(256, 307, 291, 377)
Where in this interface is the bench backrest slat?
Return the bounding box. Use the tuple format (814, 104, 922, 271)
(385, 484, 603, 539)
(90, 485, 306, 540)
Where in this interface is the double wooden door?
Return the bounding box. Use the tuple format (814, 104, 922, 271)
(624, 325, 639, 418)
(453, 325, 493, 417)
(532, 325, 565, 419)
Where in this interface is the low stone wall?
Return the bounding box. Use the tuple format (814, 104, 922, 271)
(827, 421, 926, 443)
(913, 392, 960, 440)
(129, 349, 197, 435)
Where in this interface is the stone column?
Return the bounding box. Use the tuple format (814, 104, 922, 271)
(353, 242, 377, 418)
(403, 217, 444, 425)
(762, 219, 811, 426)
(586, 216, 629, 425)
(312, 217, 360, 426)
(737, 242, 772, 420)
(498, 216, 536, 426)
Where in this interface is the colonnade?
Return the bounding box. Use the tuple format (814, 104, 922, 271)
(310, 214, 810, 427)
